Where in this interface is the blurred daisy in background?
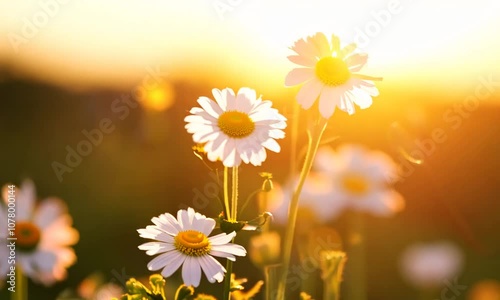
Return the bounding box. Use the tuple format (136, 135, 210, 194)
(314, 145, 405, 216)
(137, 207, 246, 287)
(185, 87, 287, 167)
(400, 241, 464, 290)
(285, 32, 381, 118)
(266, 174, 347, 226)
(0, 180, 79, 285)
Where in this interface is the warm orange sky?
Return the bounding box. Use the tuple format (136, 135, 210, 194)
(0, 0, 499, 99)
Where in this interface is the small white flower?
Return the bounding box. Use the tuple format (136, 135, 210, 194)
(185, 87, 287, 167)
(285, 32, 381, 118)
(314, 145, 404, 217)
(400, 241, 464, 289)
(0, 180, 79, 285)
(137, 208, 246, 287)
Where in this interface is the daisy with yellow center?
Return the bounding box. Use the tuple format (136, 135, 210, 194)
(285, 32, 382, 118)
(314, 145, 405, 216)
(138, 208, 246, 287)
(0, 180, 79, 285)
(185, 87, 287, 167)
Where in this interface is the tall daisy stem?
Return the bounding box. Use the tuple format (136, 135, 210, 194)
(223, 259, 233, 300)
(12, 267, 28, 300)
(223, 166, 239, 300)
(230, 166, 239, 221)
(277, 118, 328, 300)
(290, 102, 300, 177)
(224, 167, 231, 220)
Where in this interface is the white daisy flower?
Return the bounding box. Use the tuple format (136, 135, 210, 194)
(400, 241, 463, 289)
(314, 145, 405, 216)
(184, 87, 287, 167)
(0, 179, 79, 285)
(137, 207, 246, 287)
(285, 32, 381, 118)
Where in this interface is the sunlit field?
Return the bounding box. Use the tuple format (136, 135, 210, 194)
(0, 1, 499, 300)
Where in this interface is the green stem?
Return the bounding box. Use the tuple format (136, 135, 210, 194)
(277, 119, 328, 300)
(223, 259, 233, 300)
(230, 166, 239, 222)
(290, 102, 300, 177)
(345, 212, 366, 300)
(224, 167, 231, 220)
(12, 267, 27, 300)
(223, 166, 240, 300)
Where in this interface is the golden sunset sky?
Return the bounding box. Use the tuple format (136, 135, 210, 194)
(0, 0, 499, 101)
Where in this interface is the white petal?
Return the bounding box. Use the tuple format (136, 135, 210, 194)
(262, 138, 281, 153)
(208, 232, 236, 245)
(350, 88, 373, 109)
(192, 217, 215, 236)
(235, 87, 257, 113)
(210, 251, 236, 261)
(33, 198, 66, 229)
(339, 93, 356, 115)
(198, 255, 225, 283)
(212, 88, 227, 110)
(285, 68, 314, 86)
(318, 87, 342, 119)
(139, 242, 175, 255)
(222, 88, 237, 111)
(308, 32, 331, 57)
(161, 253, 186, 277)
(211, 244, 247, 257)
(296, 78, 323, 109)
(182, 256, 202, 287)
(18, 179, 37, 221)
(197, 97, 223, 118)
(345, 53, 368, 72)
(287, 55, 316, 67)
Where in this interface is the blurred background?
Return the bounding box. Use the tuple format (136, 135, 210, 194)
(0, 0, 499, 299)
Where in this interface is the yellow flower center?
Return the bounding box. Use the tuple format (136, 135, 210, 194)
(15, 222, 41, 251)
(342, 174, 369, 195)
(218, 111, 255, 139)
(174, 230, 211, 256)
(315, 57, 351, 86)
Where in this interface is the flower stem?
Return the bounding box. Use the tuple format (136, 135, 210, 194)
(345, 212, 366, 300)
(223, 166, 239, 300)
(230, 166, 239, 221)
(223, 259, 233, 300)
(224, 167, 231, 220)
(277, 119, 328, 300)
(12, 267, 27, 300)
(290, 102, 300, 177)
